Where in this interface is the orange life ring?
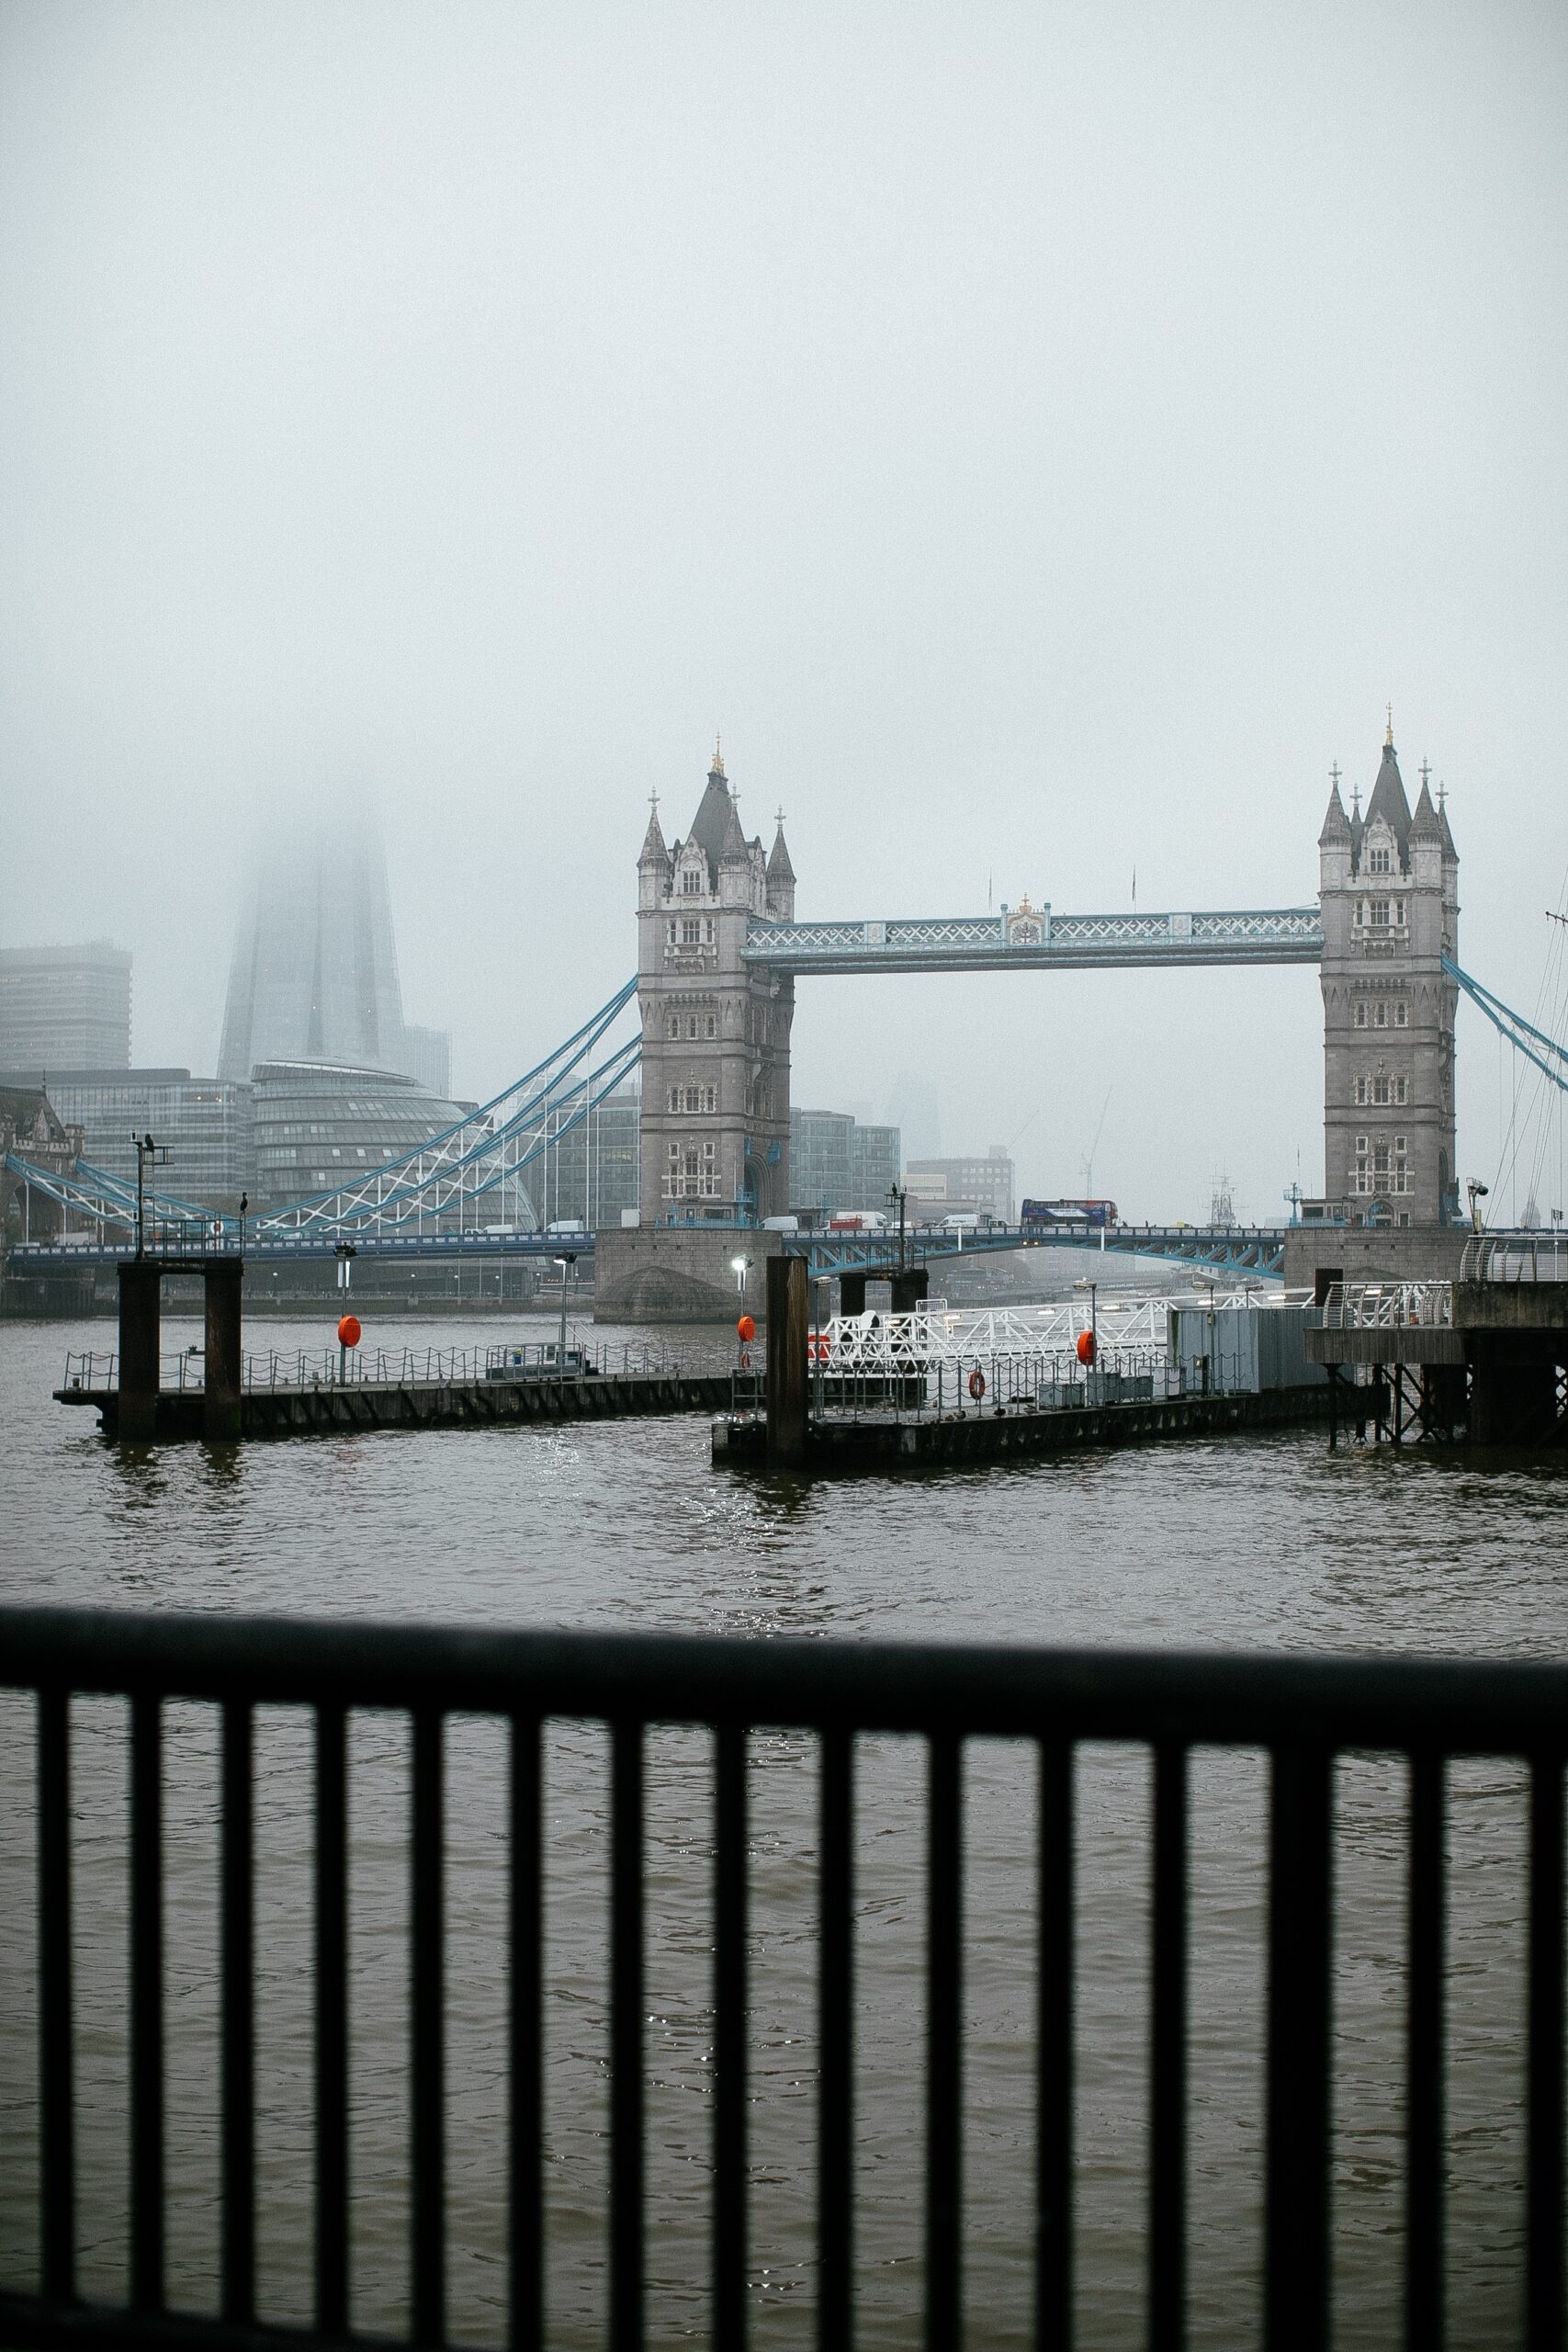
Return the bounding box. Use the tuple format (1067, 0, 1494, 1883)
(968, 1366, 986, 1400)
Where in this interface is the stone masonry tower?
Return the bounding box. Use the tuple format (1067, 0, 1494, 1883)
(637, 748, 795, 1222)
(1318, 719, 1459, 1224)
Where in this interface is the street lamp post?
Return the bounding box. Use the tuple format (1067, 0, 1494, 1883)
(886, 1183, 908, 1272)
(132, 1132, 169, 1259)
(555, 1252, 578, 1369)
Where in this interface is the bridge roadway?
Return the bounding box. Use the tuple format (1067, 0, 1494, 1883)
(739, 907, 1325, 975)
(9, 1220, 1292, 1278)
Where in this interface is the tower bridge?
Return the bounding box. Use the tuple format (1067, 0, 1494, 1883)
(11, 717, 1565, 1324)
(637, 724, 1460, 1236)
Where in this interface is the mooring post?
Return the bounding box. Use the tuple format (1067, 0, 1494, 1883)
(839, 1271, 867, 1318)
(766, 1254, 808, 1465)
(117, 1260, 162, 1442)
(203, 1258, 244, 1442)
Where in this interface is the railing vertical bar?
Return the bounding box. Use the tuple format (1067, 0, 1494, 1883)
(1405, 1751, 1444, 2350)
(1527, 1753, 1563, 2352)
(220, 1700, 255, 2323)
(412, 1708, 446, 2347)
(509, 1714, 543, 2352)
(715, 1724, 749, 2351)
(818, 1727, 853, 2352)
(926, 1732, 963, 2352)
(1264, 1747, 1332, 2352)
(38, 1686, 75, 2302)
(130, 1693, 164, 2311)
(314, 1702, 349, 2336)
(1149, 1741, 1188, 2352)
(611, 1720, 645, 2352)
(1036, 1738, 1074, 2352)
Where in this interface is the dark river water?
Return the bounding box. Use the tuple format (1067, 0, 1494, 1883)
(2, 1310, 1566, 2348)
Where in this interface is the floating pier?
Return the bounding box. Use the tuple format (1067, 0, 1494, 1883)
(713, 1380, 1333, 1471)
(58, 1363, 736, 1442)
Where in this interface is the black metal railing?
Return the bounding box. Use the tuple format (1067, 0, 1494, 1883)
(2, 1605, 1566, 2351)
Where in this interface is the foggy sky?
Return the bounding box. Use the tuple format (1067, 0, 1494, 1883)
(3, 2, 1565, 1223)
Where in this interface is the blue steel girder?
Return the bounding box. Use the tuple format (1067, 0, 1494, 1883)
(743, 908, 1324, 975)
(789, 1225, 1287, 1278)
(6, 1227, 602, 1271)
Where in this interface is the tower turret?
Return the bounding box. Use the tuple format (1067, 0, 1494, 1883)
(1317, 721, 1459, 1226)
(635, 747, 795, 1223)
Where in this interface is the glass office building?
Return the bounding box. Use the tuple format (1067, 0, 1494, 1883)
(249, 1061, 475, 1211)
(0, 943, 132, 1070)
(39, 1069, 251, 1212)
(789, 1108, 902, 1217)
(522, 1081, 640, 1230)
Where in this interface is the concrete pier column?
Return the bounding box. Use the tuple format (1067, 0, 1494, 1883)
(839, 1272, 867, 1318)
(890, 1268, 929, 1315)
(203, 1259, 244, 1442)
(766, 1254, 809, 1465)
(117, 1261, 162, 1442)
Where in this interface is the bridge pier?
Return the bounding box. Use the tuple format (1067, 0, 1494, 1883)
(890, 1268, 929, 1315)
(117, 1261, 162, 1442)
(839, 1272, 866, 1318)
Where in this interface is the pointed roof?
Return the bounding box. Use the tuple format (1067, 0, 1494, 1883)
(686, 760, 738, 882)
(1409, 780, 1443, 843)
(638, 796, 668, 865)
(767, 817, 795, 885)
(1438, 797, 1458, 861)
(1318, 780, 1352, 848)
(1361, 730, 1413, 866)
(718, 788, 750, 865)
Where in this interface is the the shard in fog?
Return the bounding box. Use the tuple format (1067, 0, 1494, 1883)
(218, 813, 412, 1082)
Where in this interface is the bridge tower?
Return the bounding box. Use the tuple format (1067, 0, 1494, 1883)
(637, 749, 795, 1223)
(1318, 721, 1459, 1224)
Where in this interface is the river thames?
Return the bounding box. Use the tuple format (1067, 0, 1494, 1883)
(1, 1309, 1565, 2349)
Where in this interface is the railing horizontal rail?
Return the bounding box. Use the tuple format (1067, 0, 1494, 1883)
(5, 1603, 1568, 1749)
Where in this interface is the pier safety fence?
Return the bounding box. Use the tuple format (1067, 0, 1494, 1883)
(58, 1340, 685, 1398)
(4, 1606, 1566, 2351)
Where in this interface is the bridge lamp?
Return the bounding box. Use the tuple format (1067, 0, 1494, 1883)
(554, 1250, 578, 1366)
(1466, 1181, 1489, 1233)
(731, 1254, 752, 1295)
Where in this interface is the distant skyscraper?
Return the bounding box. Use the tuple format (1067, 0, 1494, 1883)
(0, 942, 131, 1071)
(401, 1023, 453, 1100)
(219, 814, 423, 1082)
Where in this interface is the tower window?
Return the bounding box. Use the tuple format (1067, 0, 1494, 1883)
(1369, 899, 1390, 928)
(1393, 899, 1406, 926)
(1353, 1001, 1368, 1028)
(681, 868, 704, 896)
(1374, 1002, 1388, 1028)
(1394, 1001, 1408, 1027)
(681, 918, 702, 945)
(1368, 847, 1392, 875)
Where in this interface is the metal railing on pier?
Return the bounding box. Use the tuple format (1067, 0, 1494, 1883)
(1460, 1235, 1568, 1283)
(60, 1338, 686, 1396)
(2, 1603, 1565, 2351)
(1307, 1283, 1457, 1332)
(723, 1348, 1262, 1423)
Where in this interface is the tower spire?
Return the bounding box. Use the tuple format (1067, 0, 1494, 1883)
(1385, 703, 1394, 748)
(711, 734, 725, 779)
